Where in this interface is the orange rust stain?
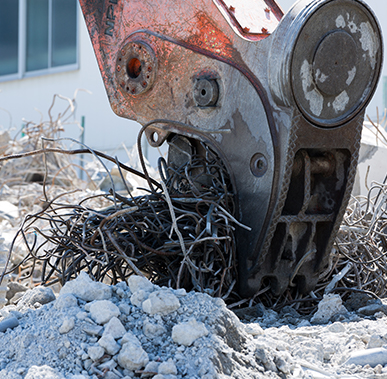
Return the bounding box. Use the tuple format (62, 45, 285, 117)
(186, 12, 234, 59)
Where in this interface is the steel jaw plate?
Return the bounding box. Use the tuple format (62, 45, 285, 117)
(79, 0, 383, 297)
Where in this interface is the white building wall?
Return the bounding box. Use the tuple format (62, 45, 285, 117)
(0, 5, 142, 164)
(0, 0, 385, 169)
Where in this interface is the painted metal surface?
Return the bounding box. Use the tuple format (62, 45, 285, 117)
(79, 0, 383, 296)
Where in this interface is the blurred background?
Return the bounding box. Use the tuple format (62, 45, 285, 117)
(0, 0, 385, 168)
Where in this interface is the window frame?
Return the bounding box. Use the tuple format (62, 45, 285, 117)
(0, 0, 79, 82)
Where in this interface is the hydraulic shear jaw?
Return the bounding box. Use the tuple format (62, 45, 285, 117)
(79, 0, 383, 297)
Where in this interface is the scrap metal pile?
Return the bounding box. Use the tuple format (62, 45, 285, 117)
(5, 140, 240, 301)
(335, 182, 387, 299)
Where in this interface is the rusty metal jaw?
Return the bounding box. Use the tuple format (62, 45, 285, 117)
(79, 0, 383, 297)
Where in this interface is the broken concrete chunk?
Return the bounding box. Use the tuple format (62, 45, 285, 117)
(59, 317, 75, 334)
(6, 282, 28, 301)
(82, 323, 103, 336)
(17, 286, 56, 309)
(60, 272, 111, 302)
(98, 333, 120, 355)
(89, 300, 121, 324)
(142, 290, 180, 316)
(103, 316, 126, 339)
(244, 323, 264, 336)
(158, 358, 177, 375)
(121, 331, 141, 346)
(327, 322, 346, 334)
(54, 294, 78, 310)
(88, 345, 105, 361)
(127, 275, 154, 293)
(131, 289, 150, 308)
(367, 334, 385, 349)
(143, 319, 166, 338)
(344, 348, 387, 367)
(117, 339, 149, 370)
(357, 303, 387, 316)
(25, 365, 65, 379)
(143, 361, 160, 377)
(0, 316, 19, 333)
(172, 318, 209, 346)
(311, 294, 348, 324)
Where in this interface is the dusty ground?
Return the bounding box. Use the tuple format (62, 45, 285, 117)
(1, 272, 387, 378)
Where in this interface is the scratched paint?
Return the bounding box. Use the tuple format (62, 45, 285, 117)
(300, 60, 323, 117)
(186, 12, 234, 59)
(315, 69, 328, 84)
(348, 20, 358, 34)
(336, 14, 377, 70)
(359, 22, 378, 69)
(346, 66, 356, 86)
(336, 15, 345, 29)
(333, 90, 349, 113)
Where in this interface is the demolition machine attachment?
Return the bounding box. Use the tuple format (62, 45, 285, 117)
(79, 0, 383, 297)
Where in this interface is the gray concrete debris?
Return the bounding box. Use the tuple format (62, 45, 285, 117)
(344, 348, 387, 368)
(1, 274, 387, 378)
(6, 282, 28, 302)
(311, 294, 348, 324)
(16, 286, 56, 310)
(0, 317, 19, 333)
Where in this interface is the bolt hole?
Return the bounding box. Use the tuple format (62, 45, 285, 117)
(201, 89, 207, 96)
(127, 58, 142, 79)
(151, 131, 159, 143)
(250, 153, 267, 177)
(256, 159, 264, 170)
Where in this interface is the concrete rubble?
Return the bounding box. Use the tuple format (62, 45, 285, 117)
(0, 274, 387, 378)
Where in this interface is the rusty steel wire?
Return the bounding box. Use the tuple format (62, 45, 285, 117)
(329, 182, 387, 298)
(2, 139, 242, 302)
(0, 93, 84, 191)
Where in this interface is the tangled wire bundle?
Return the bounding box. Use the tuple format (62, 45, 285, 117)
(4, 141, 242, 302)
(329, 182, 387, 298)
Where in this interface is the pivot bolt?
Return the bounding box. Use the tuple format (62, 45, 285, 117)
(193, 79, 219, 107)
(250, 153, 268, 177)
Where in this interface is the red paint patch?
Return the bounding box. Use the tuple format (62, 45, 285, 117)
(186, 12, 235, 60)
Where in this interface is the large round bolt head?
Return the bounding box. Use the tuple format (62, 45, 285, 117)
(313, 31, 357, 97)
(290, 0, 382, 127)
(193, 79, 219, 107)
